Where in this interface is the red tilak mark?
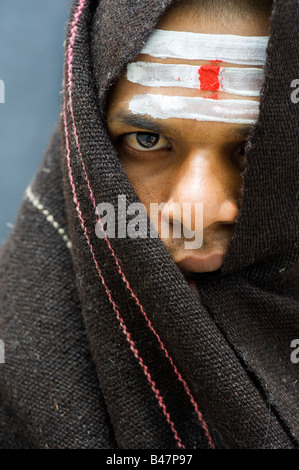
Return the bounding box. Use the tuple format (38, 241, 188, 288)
(178, 77, 181, 81)
(209, 93, 220, 100)
(198, 65, 221, 92)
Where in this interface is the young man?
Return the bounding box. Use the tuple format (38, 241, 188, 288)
(0, 0, 298, 449)
(107, 0, 271, 278)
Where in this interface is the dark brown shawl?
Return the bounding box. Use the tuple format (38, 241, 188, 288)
(0, 0, 298, 449)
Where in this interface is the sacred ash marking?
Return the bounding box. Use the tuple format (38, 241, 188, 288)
(127, 29, 269, 125)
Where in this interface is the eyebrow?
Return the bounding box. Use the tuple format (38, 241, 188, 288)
(226, 124, 254, 140)
(108, 112, 183, 136)
(108, 111, 254, 140)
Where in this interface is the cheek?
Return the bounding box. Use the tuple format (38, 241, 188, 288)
(120, 160, 172, 208)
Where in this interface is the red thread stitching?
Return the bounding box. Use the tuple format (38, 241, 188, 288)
(63, 94, 184, 450)
(63, 0, 185, 450)
(65, 0, 215, 449)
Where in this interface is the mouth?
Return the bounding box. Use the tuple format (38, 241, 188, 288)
(176, 252, 225, 273)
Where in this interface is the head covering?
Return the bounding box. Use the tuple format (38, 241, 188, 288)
(0, 0, 298, 449)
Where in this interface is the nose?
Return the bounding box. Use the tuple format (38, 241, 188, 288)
(162, 149, 241, 234)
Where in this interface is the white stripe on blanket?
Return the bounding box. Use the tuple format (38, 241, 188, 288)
(25, 186, 72, 250)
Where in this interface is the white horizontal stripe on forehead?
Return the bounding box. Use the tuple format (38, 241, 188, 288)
(127, 62, 264, 97)
(140, 29, 269, 66)
(129, 94, 260, 124)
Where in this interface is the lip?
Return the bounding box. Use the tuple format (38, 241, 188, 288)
(176, 252, 225, 273)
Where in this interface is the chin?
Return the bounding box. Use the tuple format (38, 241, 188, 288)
(175, 252, 226, 273)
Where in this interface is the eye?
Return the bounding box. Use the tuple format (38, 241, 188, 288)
(233, 143, 248, 172)
(123, 132, 171, 152)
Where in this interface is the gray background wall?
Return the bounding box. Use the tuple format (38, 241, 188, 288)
(0, 0, 71, 245)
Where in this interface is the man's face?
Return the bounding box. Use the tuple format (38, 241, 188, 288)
(107, 6, 270, 275)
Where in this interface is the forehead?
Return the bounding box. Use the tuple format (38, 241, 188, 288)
(156, 3, 270, 37)
(107, 7, 269, 133)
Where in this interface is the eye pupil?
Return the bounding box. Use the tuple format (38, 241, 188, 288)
(136, 133, 159, 148)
